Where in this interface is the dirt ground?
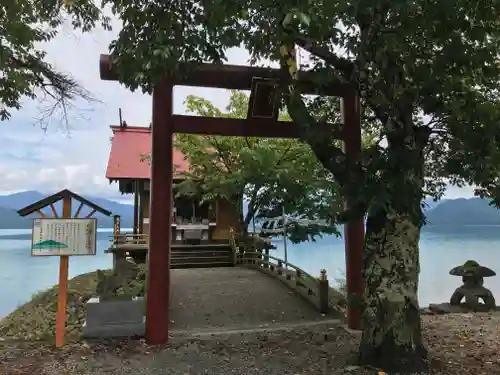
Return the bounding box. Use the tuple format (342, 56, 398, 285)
(1, 313, 499, 375)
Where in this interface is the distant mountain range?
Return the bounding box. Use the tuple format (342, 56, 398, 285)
(0, 191, 134, 229)
(0, 191, 499, 229)
(424, 197, 500, 226)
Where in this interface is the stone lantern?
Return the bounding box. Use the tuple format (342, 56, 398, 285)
(448, 260, 496, 311)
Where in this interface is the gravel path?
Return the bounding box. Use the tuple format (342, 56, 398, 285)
(169, 267, 330, 331)
(2, 313, 500, 375)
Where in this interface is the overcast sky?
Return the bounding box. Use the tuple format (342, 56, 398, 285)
(0, 12, 476, 203)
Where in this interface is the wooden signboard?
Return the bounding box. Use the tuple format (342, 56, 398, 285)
(31, 218, 97, 257)
(17, 190, 112, 348)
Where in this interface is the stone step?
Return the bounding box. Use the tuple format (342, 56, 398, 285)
(171, 261, 234, 269)
(171, 250, 231, 256)
(169, 245, 233, 269)
(171, 256, 232, 264)
(172, 249, 228, 254)
(171, 247, 232, 253)
(171, 254, 232, 259)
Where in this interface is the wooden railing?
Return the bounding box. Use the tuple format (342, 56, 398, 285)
(110, 232, 148, 247)
(229, 228, 331, 314)
(229, 228, 269, 264)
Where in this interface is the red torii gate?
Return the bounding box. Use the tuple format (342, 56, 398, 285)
(99, 55, 365, 344)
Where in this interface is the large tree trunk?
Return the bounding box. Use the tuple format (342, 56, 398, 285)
(358, 208, 427, 371)
(358, 131, 429, 372)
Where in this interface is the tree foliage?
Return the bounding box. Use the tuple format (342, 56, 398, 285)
(146, 90, 344, 242)
(106, 0, 500, 370)
(105, 0, 500, 203)
(0, 0, 111, 126)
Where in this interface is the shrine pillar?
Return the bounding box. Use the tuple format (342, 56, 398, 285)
(146, 78, 173, 344)
(342, 93, 365, 330)
(133, 180, 140, 235)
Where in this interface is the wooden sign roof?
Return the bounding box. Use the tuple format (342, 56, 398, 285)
(17, 189, 113, 217)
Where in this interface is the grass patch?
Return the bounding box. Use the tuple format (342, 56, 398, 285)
(0, 270, 110, 341)
(0, 265, 148, 342)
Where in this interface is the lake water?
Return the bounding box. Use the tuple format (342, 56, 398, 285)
(1, 226, 500, 318)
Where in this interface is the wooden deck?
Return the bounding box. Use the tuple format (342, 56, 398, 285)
(105, 232, 231, 253)
(104, 242, 231, 254)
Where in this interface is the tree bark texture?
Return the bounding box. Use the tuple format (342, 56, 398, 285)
(358, 132, 430, 372)
(358, 209, 427, 372)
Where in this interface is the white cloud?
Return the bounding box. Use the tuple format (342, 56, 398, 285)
(443, 185, 476, 199)
(0, 10, 475, 200)
(1, 11, 250, 199)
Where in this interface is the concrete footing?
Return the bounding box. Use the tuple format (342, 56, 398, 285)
(83, 297, 145, 338)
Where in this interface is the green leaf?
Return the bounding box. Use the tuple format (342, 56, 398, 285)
(282, 12, 294, 28)
(297, 12, 310, 26)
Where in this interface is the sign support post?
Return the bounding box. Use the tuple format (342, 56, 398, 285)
(55, 196, 71, 348)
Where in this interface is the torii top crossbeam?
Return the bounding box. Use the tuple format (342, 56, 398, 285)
(99, 55, 354, 96)
(99, 55, 357, 138)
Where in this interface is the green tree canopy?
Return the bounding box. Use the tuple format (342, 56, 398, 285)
(145, 90, 344, 242)
(105, 0, 500, 371)
(1, 0, 110, 125)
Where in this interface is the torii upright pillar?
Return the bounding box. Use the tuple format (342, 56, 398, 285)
(342, 94, 365, 330)
(146, 79, 174, 344)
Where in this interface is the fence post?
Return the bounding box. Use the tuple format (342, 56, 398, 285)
(113, 215, 121, 244)
(296, 269, 302, 286)
(319, 269, 329, 314)
(229, 227, 238, 265)
(264, 248, 269, 268)
(277, 260, 283, 275)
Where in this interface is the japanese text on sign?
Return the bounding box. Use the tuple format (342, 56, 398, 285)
(31, 218, 97, 256)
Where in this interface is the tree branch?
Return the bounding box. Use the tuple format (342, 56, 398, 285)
(274, 143, 293, 165)
(292, 35, 354, 76)
(209, 136, 233, 173)
(285, 87, 351, 187)
(244, 184, 261, 228)
(244, 137, 252, 148)
(278, 37, 360, 190)
(353, 2, 394, 127)
(6, 55, 98, 128)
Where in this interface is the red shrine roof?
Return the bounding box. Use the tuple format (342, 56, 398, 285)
(106, 125, 190, 180)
